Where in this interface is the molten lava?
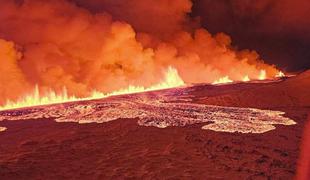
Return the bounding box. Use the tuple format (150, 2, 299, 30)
(212, 76, 233, 85)
(0, 63, 286, 111)
(0, 84, 296, 134)
(210, 69, 286, 85)
(242, 75, 250, 82)
(0, 66, 184, 111)
(259, 70, 267, 80)
(276, 71, 286, 78)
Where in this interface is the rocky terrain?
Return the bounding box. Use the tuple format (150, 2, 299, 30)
(0, 70, 309, 179)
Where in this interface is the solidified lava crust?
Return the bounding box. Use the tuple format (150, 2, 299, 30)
(0, 87, 296, 134)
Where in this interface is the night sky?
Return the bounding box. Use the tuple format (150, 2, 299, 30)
(192, 0, 310, 71)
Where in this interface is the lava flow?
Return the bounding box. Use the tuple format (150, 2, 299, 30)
(0, 84, 296, 134)
(0, 65, 286, 111)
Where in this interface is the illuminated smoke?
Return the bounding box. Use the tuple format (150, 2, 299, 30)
(0, 0, 280, 105)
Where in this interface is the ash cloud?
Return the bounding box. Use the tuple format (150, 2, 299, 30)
(0, 0, 279, 105)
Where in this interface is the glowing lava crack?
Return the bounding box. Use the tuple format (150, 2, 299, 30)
(0, 127, 6, 132)
(0, 87, 296, 134)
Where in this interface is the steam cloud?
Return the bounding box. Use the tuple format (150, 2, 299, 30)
(0, 0, 279, 105)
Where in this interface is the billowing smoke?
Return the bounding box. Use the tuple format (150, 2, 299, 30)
(0, 0, 279, 105)
(73, 0, 197, 37)
(0, 39, 30, 103)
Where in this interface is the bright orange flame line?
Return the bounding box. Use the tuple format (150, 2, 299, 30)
(0, 66, 185, 111)
(0, 68, 286, 111)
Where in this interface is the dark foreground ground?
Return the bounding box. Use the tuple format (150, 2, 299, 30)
(0, 71, 309, 179)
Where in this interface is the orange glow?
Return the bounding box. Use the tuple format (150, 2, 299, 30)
(212, 69, 272, 85)
(242, 75, 250, 82)
(212, 76, 233, 85)
(0, 0, 282, 107)
(276, 71, 286, 78)
(259, 70, 267, 80)
(0, 66, 184, 111)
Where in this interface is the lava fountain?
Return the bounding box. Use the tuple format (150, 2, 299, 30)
(0, 65, 286, 111)
(0, 66, 184, 111)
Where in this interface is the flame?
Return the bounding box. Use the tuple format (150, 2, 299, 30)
(276, 71, 286, 78)
(259, 70, 267, 80)
(212, 69, 270, 85)
(242, 75, 250, 82)
(212, 76, 233, 85)
(0, 66, 184, 111)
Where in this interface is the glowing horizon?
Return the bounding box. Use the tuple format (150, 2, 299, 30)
(0, 66, 185, 111)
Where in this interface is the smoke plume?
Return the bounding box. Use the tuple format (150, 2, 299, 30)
(0, 0, 279, 105)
